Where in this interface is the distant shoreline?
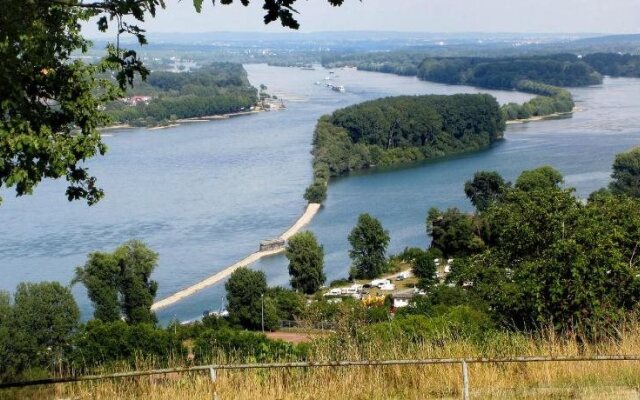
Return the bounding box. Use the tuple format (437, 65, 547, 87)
(98, 109, 267, 133)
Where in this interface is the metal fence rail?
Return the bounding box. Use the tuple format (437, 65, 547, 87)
(3, 355, 640, 399)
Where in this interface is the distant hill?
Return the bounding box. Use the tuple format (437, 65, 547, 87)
(570, 34, 640, 46)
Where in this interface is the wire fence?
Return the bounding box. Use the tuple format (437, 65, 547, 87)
(3, 355, 640, 399)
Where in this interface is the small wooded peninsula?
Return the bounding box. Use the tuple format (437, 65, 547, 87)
(304, 94, 505, 203)
(105, 63, 259, 127)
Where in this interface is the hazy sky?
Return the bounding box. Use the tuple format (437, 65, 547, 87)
(84, 0, 640, 36)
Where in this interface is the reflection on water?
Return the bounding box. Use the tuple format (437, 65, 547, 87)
(1, 64, 639, 324)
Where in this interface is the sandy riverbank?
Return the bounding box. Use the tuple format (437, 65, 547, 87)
(151, 203, 321, 311)
(149, 124, 180, 130)
(98, 124, 132, 132)
(99, 110, 266, 132)
(506, 107, 578, 125)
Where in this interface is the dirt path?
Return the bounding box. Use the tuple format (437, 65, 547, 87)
(266, 331, 329, 344)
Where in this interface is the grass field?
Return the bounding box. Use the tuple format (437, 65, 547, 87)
(7, 321, 640, 399)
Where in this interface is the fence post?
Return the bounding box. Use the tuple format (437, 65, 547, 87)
(209, 367, 216, 382)
(461, 360, 469, 400)
(210, 366, 219, 400)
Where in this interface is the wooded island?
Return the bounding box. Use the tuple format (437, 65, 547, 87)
(304, 93, 505, 203)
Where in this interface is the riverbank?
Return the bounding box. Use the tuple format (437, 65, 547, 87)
(175, 110, 264, 123)
(99, 110, 266, 132)
(151, 203, 321, 312)
(506, 107, 578, 125)
(98, 124, 132, 132)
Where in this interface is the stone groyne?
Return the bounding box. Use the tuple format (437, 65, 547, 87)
(151, 203, 321, 311)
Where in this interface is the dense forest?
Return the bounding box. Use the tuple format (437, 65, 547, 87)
(324, 53, 603, 89)
(106, 63, 258, 127)
(583, 53, 640, 78)
(416, 54, 602, 89)
(304, 94, 505, 203)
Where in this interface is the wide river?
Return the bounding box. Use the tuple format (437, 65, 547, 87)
(1, 65, 639, 324)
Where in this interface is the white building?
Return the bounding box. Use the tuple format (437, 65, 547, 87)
(392, 291, 415, 308)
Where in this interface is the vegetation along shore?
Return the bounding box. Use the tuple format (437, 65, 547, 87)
(104, 63, 272, 128)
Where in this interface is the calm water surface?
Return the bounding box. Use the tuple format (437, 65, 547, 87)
(1, 64, 638, 323)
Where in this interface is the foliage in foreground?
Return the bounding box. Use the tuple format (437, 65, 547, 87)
(12, 316, 640, 399)
(431, 164, 640, 336)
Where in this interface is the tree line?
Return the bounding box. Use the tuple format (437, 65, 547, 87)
(501, 81, 575, 120)
(304, 93, 505, 203)
(583, 53, 640, 78)
(325, 52, 606, 89)
(416, 54, 602, 89)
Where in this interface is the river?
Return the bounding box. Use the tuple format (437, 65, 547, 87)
(1, 64, 639, 324)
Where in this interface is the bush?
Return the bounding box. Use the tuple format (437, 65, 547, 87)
(304, 181, 327, 203)
(69, 320, 184, 370)
(367, 306, 494, 343)
(193, 328, 306, 363)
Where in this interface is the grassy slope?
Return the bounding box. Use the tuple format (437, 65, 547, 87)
(8, 322, 640, 399)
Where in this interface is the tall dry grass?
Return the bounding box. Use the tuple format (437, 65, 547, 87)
(8, 321, 640, 399)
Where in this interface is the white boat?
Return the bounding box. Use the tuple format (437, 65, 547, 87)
(332, 85, 346, 93)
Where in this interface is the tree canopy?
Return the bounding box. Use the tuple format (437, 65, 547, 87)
(74, 240, 158, 324)
(1, 282, 80, 378)
(286, 231, 326, 294)
(583, 53, 640, 78)
(514, 166, 564, 192)
(609, 147, 640, 197)
(107, 63, 258, 127)
(417, 55, 602, 89)
(348, 213, 390, 279)
(434, 164, 640, 337)
(306, 94, 505, 203)
(427, 208, 484, 258)
(401, 248, 438, 290)
(225, 267, 271, 330)
(464, 171, 510, 212)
